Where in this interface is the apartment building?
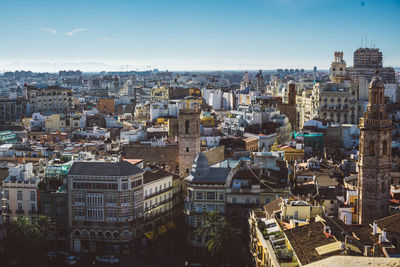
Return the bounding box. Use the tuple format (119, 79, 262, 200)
(67, 159, 144, 253)
(27, 86, 74, 115)
(1, 163, 39, 223)
(185, 152, 235, 248)
(143, 168, 174, 226)
(0, 98, 28, 124)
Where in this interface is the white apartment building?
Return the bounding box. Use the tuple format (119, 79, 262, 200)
(67, 159, 144, 253)
(143, 168, 174, 225)
(1, 163, 39, 223)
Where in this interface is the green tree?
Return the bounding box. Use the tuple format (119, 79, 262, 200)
(197, 212, 243, 267)
(196, 211, 224, 237)
(206, 220, 242, 267)
(3, 216, 55, 266)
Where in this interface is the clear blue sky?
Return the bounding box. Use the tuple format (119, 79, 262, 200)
(0, 0, 399, 71)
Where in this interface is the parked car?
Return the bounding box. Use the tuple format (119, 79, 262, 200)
(95, 255, 119, 264)
(66, 256, 78, 265)
(47, 252, 56, 261)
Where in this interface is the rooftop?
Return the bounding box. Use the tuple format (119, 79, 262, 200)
(68, 160, 143, 177)
(143, 168, 172, 184)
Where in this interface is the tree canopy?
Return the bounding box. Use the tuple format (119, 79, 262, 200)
(3, 216, 55, 266)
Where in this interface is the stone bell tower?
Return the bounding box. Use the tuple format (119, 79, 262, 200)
(178, 102, 201, 178)
(357, 72, 392, 225)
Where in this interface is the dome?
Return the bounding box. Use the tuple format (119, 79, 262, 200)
(370, 72, 384, 89)
(190, 152, 209, 178)
(193, 152, 209, 168)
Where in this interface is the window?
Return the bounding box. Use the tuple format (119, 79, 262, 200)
(219, 194, 224, 200)
(196, 204, 203, 213)
(123, 196, 129, 203)
(18, 203, 23, 212)
(121, 183, 128, 190)
(383, 140, 387, 155)
(77, 195, 84, 202)
(330, 200, 334, 204)
(186, 169, 189, 174)
(232, 197, 237, 204)
(17, 191, 22, 201)
(369, 141, 375, 156)
(108, 210, 115, 217)
(206, 192, 215, 200)
(218, 205, 225, 213)
(131, 179, 142, 188)
(86, 194, 103, 206)
(31, 203, 36, 212)
(206, 205, 215, 212)
(30, 191, 36, 201)
(196, 192, 203, 200)
(4, 190, 9, 200)
(107, 196, 115, 203)
(245, 198, 250, 204)
(185, 120, 190, 134)
(186, 147, 189, 152)
(77, 209, 84, 216)
(87, 209, 103, 220)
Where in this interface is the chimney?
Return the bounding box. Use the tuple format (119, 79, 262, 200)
(364, 245, 372, 257)
(382, 229, 387, 243)
(372, 220, 377, 235)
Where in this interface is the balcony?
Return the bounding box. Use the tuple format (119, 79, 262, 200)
(106, 203, 116, 207)
(74, 202, 85, 206)
(29, 210, 38, 214)
(16, 209, 25, 214)
(144, 186, 173, 200)
(120, 203, 131, 207)
(145, 198, 172, 212)
(2, 208, 10, 214)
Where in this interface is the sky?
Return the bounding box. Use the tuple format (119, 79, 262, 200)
(0, 0, 399, 72)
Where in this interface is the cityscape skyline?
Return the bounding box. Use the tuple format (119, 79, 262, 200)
(1, 0, 400, 72)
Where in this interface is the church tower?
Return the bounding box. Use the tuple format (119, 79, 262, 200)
(178, 102, 201, 178)
(357, 72, 392, 225)
(330, 51, 348, 83)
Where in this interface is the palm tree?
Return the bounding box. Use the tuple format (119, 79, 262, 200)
(197, 212, 243, 267)
(206, 220, 242, 267)
(196, 211, 224, 237)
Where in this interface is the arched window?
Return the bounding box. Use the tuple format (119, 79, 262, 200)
(383, 140, 387, 155)
(369, 141, 375, 156)
(185, 120, 190, 134)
